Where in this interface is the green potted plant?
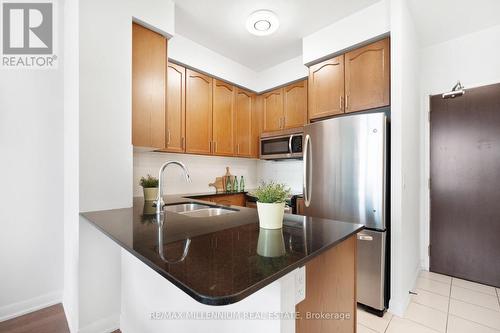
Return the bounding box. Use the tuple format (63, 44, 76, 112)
(140, 174, 159, 201)
(252, 182, 290, 229)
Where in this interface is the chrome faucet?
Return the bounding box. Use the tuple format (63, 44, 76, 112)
(155, 161, 191, 215)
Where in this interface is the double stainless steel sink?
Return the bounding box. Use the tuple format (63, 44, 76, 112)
(164, 202, 238, 218)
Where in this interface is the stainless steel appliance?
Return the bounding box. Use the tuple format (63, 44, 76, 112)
(260, 129, 303, 160)
(303, 112, 388, 314)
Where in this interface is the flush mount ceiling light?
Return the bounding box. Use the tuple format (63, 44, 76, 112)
(246, 10, 279, 36)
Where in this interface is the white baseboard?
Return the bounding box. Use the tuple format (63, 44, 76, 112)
(0, 290, 62, 322)
(79, 314, 120, 333)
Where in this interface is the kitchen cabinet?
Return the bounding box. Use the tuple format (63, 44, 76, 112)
(132, 23, 167, 148)
(196, 193, 247, 207)
(308, 55, 345, 120)
(345, 37, 390, 112)
(185, 69, 213, 155)
(212, 79, 235, 156)
(251, 94, 263, 158)
(235, 88, 253, 157)
(262, 88, 283, 132)
(283, 80, 307, 128)
(164, 62, 185, 152)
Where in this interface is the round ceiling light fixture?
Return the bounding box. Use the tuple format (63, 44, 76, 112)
(246, 10, 279, 36)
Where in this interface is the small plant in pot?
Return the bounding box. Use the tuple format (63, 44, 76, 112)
(140, 174, 159, 201)
(252, 182, 290, 229)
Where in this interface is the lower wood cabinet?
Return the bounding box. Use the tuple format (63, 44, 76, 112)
(132, 23, 167, 148)
(196, 193, 247, 207)
(185, 69, 213, 155)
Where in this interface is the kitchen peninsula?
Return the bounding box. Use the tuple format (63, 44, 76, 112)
(81, 195, 363, 333)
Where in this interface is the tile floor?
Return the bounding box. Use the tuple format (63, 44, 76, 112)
(357, 270, 500, 333)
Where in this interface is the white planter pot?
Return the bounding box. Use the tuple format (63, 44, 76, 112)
(257, 228, 285, 257)
(257, 202, 285, 229)
(143, 187, 159, 201)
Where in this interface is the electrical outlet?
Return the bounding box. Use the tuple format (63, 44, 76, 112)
(295, 266, 306, 304)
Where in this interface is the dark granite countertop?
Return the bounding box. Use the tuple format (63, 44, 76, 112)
(80, 195, 363, 306)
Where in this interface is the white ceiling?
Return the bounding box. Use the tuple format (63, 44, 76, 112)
(408, 0, 500, 47)
(173, 0, 380, 72)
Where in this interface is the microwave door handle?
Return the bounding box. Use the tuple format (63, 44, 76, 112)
(303, 134, 312, 207)
(288, 134, 295, 155)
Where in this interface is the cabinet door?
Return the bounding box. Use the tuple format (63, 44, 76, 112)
(235, 88, 253, 157)
(308, 55, 344, 120)
(283, 79, 307, 128)
(251, 95, 263, 158)
(164, 62, 185, 152)
(212, 80, 235, 156)
(345, 38, 390, 112)
(262, 88, 284, 132)
(132, 23, 167, 148)
(185, 69, 213, 154)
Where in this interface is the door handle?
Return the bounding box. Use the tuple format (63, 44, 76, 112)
(357, 234, 373, 241)
(288, 134, 295, 155)
(303, 134, 312, 207)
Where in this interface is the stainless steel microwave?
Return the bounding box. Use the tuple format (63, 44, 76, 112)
(260, 130, 303, 160)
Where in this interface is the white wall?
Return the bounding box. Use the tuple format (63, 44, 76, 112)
(133, 152, 259, 196)
(0, 1, 64, 322)
(63, 0, 80, 331)
(302, 0, 390, 65)
(256, 56, 308, 92)
(388, 0, 421, 316)
(257, 160, 303, 194)
(419, 23, 500, 270)
(78, 0, 175, 331)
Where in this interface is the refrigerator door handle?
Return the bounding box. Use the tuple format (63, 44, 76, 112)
(357, 234, 374, 241)
(303, 134, 312, 207)
(288, 134, 295, 155)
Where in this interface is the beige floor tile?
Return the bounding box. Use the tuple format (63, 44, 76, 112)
(420, 270, 452, 284)
(386, 316, 440, 333)
(416, 277, 451, 297)
(451, 285, 500, 311)
(357, 323, 378, 333)
(449, 299, 500, 330)
(411, 288, 450, 312)
(452, 278, 497, 296)
(357, 308, 393, 332)
(447, 315, 500, 333)
(403, 302, 447, 332)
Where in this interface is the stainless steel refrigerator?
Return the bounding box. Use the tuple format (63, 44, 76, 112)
(303, 112, 388, 314)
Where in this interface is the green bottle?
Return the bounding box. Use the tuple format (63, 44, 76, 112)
(240, 176, 245, 191)
(233, 176, 239, 192)
(225, 176, 232, 192)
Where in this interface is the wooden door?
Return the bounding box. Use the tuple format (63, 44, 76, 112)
(235, 88, 253, 157)
(345, 38, 390, 113)
(212, 79, 235, 156)
(185, 69, 213, 154)
(308, 55, 345, 120)
(251, 95, 263, 158)
(430, 83, 500, 287)
(283, 80, 307, 129)
(262, 88, 284, 132)
(164, 62, 185, 152)
(132, 23, 167, 148)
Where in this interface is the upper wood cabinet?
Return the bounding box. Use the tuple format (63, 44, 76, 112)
(235, 88, 253, 157)
(132, 23, 167, 148)
(283, 80, 307, 128)
(262, 88, 283, 132)
(345, 38, 390, 112)
(185, 69, 213, 155)
(212, 79, 235, 156)
(251, 94, 263, 158)
(308, 55, 345, 120)
(164, 62, 185, 153)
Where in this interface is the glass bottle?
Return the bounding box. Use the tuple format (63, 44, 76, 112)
(240, 176, 245, 191)
(233, 176, 239, 192)
(225, 175, 232, 192)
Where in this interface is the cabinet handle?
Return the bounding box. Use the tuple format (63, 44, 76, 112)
(339, 96, 343, 110)
(237, 144, 240, 154)
(213, 141, 217, 153)
(346, 95, 349, 110)
(181, 137, 185, 150)
(209, 141, 212, 153)
(167, 130, 171, 145)
(282, 116, 285, 129)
